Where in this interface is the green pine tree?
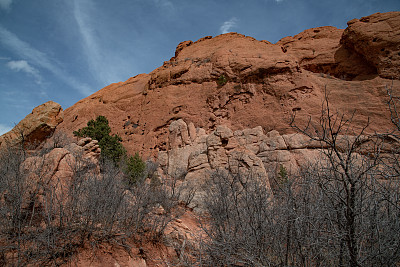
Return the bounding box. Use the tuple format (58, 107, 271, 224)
(126, 152, 146, 185)
(74, 115, 126, 163)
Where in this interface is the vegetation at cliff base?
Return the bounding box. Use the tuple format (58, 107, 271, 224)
(74, 115, 147, 186)
(73, 115, 126, 163)
(126, 152, 146, 185)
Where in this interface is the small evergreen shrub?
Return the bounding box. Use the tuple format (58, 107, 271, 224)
(73, 115, 126, 163)
(217, 74, 227, 86)
(126, 152, 146, 185)
(278, 164, 288, 185)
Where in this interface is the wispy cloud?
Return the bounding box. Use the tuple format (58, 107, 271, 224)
(73, 0, 103, 82)
(0, 123, 12, 136)
(153, 0, 174, 10)
(220, 17, 238, 34)
(73, 0, 140, 86)
(0, 25, 92, 95)
(6, 60, 42, 84)
(73, 0, 120, 86)
(0, 0, 12, 11)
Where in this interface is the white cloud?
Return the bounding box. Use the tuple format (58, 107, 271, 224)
(72, 0, 139, 86)
(0, 25, 93, 95)
(0, 0, 12, 11)
(153, 0, 174, 10)
(6, 60, 42, 83)
(220, 17, 238, 34)
(73, 0, 120, 86)
(0, 123, 12, 136)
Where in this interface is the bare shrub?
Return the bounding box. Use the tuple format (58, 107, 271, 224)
(199, 169, 275, 266)
(0, 134, 184, 265)
(195, 88, 400, 266)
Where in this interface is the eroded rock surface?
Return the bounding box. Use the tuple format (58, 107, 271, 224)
(158, 118, 399, 210)
(9, 137, 101, 214)
(158, 120, 313, 210)
(55, 12, 400, 160)
(0, 101, 64, 149)
(3, 12, 400, 265)
(341, 12, 400, 79)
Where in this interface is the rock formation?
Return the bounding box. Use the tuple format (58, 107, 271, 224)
(55, 12, 400, 161)
(14, 136, 101, 211)
(2, 11, 400, 266)
(50, 12, 400, 212)
(4, 11, 400, 212)
(341, 12, 400, 79)
(0, 101, 64, 149)
(159, 119, 394, 210)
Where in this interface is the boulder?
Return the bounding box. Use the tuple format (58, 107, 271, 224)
(0, 101, 63, 149)
(169, 119, 191, 149)
(341, 12, 400, 79)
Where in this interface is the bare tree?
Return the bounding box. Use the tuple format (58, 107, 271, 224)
(0, 133, 186, 266)
(195, 88, 400, 266)
(290, 88, 400, 266)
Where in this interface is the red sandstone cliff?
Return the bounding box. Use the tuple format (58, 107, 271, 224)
(54, 12, 400, 159)
(1, 11, 400, 267)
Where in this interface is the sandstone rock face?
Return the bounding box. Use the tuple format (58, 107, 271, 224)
(159, 119, 322, 210)
(55, 12, 399, 162)
(276, 26, 377, 80)
(0, 101, 64, 149)
(15, 137, 100, 207)
(341, 12, 400, 79)
(158, 119, 398, 210)
(4, 13, 400, 264)
(26, 136, 100, 182)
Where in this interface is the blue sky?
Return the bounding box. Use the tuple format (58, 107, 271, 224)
(0, 0, 399, 135)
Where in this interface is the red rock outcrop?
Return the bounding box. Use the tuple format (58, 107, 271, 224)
(158, 119, 397, 211)
(341, 12, 400, 79)
(15, 137, 101, 210)
(0, 101, 63, 149)
(4, 12, 400, 266)
(56, 12, 400, 161)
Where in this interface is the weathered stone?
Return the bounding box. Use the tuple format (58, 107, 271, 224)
(197, 128, 206, 137)
(77, 137, 92, 146)
(183, 167, 211, 211)
(266, 130, 281, 138)
(158, 151, 168, 167)
(167, 147, 191, 177)
(188, 153, 209, 171)
(243, 126, 264, 139)
(341, 12, 400, 79)
(0, 101, 63, 149)
(206, 133, 222, 147)
(208, 147, 228, 169)
(169, 119, 190, 148)
(82, 140, 98, 151)
(258, 150, 292, 163)
(215, 125, 233, 139)
(225, 137, 239, 150)
(228, 149, 267, 180)
(55, 12, 399, 160)
(188, 122, 197, 142)
(244, 143, 260, 154)
(259, 133, 287, 152)
(282, 133, 312, 149)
